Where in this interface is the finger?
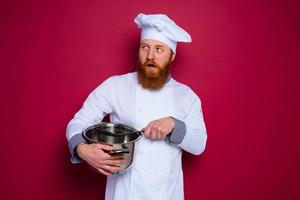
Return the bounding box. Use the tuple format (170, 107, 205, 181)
(161, 132, 167, 140)
(104, 158, 126, 165)
(156, 127, 163, 140)
(101, 151, 116, 160)
(150, 126, 158, 140)
(143, 124, 152, 138)
(103, 164, 122, 173)
(106, 151, 127, 159)
(110, 154, 127, 159)
(96, 143, 114, 151)
(97, 168, 112, 176)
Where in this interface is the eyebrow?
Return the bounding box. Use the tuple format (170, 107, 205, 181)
(140, 43, 165, 48)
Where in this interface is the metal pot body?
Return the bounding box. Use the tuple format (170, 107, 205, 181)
(82, 122, 142, 174)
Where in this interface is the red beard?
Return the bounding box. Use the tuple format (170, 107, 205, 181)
(137, 55, 172, 90)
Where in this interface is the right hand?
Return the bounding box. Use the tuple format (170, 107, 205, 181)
(76, 142, 126, 176)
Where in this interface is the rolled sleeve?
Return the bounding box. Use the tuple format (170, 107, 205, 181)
(68, 134, 86, 164)
(168, 118, 186, 144)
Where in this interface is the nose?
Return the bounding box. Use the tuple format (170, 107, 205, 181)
(146, 48, 156, 60)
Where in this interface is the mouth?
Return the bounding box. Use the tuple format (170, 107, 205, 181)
(146, 63, 157, 67)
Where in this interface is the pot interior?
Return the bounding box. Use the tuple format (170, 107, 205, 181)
(83, 123, 141, 144)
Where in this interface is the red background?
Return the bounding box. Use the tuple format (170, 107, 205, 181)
(1, 0, 299, 199)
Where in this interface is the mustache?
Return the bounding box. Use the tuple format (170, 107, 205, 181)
(143, 60, 159, 67)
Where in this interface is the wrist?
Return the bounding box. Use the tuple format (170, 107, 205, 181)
(169, 116, 175, 129)
(76, 142, 87, 159)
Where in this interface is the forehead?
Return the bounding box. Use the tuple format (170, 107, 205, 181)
(140, 39, 169, 48)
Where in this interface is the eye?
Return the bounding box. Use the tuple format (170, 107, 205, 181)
(140, 45, 149, 50)
(156, 47, 163, 53)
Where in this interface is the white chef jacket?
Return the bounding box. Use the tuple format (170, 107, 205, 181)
(66, 72, 207, 200)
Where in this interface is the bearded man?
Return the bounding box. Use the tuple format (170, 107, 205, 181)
(66, 13, 207, 200)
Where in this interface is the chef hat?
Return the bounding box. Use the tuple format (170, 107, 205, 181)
(134, 13, 191, 54)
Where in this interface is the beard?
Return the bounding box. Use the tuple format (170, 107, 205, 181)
(137, 54, 173, 90)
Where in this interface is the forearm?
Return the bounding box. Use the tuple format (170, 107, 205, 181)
(66, 117, 91, 163)
(66, 80, 115, 163)
(169, 97, 207, 155)
(178, 126, 207, 155)
(67, 133, 86, 163)
(169, 118, 207, 155)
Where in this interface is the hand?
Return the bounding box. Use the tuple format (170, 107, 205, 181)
(143, 117, 175, 140)
(76, 142, 126, 176)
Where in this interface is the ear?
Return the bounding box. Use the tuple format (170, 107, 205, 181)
(171, 54, 176, 61)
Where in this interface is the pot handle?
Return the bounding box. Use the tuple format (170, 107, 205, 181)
(108, 148, 130, 154)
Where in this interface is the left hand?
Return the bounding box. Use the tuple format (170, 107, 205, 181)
(143, 117, 175, 140)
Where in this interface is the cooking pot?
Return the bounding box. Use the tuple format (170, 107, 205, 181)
(82, 122, 142, 174)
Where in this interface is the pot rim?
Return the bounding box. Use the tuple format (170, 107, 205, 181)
(82, 122, 142, 144)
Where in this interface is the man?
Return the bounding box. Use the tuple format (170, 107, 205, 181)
(66, 13, 207, 200)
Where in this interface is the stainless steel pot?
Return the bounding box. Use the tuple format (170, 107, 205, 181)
(82, 122, 142, 174)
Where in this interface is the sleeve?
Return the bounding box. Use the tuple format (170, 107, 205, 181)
(169, 96, 207, 155)
(168, 118, 186, 144)
(65, 77, 115, 163)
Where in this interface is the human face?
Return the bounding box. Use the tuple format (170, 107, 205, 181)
(138, 39, 175, 77)
(137, 39, 175, 90)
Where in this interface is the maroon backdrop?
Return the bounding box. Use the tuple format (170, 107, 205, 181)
(1, 0, 299, 199)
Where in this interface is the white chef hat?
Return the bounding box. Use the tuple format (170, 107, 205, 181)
(134, 13, 192, 54)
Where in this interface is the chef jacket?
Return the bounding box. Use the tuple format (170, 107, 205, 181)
(66, 72, 207, 200)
